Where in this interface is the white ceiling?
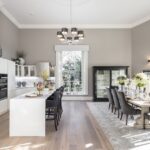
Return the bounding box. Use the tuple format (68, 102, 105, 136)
(0, 0, 150, 28)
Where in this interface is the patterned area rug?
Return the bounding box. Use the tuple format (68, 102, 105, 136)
(87, 102, 150, 150)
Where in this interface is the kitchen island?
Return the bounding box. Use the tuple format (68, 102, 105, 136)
(9, 89, 54, 137)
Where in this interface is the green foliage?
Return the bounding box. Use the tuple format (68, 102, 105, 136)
(117, 75, 127, 85)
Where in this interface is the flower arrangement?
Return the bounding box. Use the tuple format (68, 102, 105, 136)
(117, 75, 127, 85)
(41, 70, 49, 81)
(37, 82, 44, 95)
(133, 73, 148, 88)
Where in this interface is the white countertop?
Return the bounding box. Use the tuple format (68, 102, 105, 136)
(13, 89, 54, 100)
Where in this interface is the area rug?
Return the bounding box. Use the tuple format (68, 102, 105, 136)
(87, 102, 150, 150)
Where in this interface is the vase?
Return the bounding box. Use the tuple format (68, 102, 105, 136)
(19, 57, 25, 65)
(119, 85, 124, 91)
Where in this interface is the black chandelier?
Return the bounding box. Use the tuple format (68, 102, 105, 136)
(56, 0, 85, 44)
(57, 28, 84, 43)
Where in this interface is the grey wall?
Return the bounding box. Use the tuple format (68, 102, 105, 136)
(132, 20, 150, 75)
(19, 29, 132, 96)
(0, 12, 18, 59)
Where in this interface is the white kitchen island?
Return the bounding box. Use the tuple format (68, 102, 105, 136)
(9, 89, 54, 137)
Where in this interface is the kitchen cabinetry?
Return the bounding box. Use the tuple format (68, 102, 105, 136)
(0, 58, 16, 114)
(0, 58, 7, 74)
(8, 60, 16, 101)
(93, 66, 128, 101)
(15, 64, 36, 77)
(36, 62, 50, 77)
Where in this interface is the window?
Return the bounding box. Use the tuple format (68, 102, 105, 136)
(55, 45, 89, 95)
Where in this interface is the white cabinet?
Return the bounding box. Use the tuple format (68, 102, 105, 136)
(0, 58, 15, 114)
(16, 65, 36, 77)
(0, 58, 7, 74)
(36, 62, 50, 77)
(8, 60, 16, 102)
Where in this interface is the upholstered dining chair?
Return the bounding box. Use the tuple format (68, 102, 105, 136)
(143, 112, 150, 129)
(111, 88, 121, 118)
(117, 91, 141, 125)
(106, 88, 114, 113)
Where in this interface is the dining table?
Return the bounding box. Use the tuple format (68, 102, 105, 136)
(128, 98, 150, 129)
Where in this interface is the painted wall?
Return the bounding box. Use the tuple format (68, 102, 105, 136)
(132, 20, 150, 75)
(19, 29, 132, 96)
(0, 12, 18, 59)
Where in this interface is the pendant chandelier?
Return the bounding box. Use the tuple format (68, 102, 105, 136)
(57, 0, 84, 44)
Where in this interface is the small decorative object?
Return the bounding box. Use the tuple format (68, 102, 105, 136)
(37, 82, 44, 95)
(124, 78, 131, 94)
(16, 51, 26, 65)
(117, 75, 127, 91)
(41, 70, 49, 88)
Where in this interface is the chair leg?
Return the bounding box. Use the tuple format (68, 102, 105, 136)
(111, 105, 113, 113)
(114, 108, 116, 114)
(143, 114, 146, 129)
(120, 112, 123, 120)
(108, 103, 110, 110)
(126, 114, 128, 125)
(118, 110, 120, 118)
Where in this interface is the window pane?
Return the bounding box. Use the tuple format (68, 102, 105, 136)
(62, 51, 82, 95)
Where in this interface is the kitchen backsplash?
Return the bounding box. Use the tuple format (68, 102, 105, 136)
(15, 77, 41, 88)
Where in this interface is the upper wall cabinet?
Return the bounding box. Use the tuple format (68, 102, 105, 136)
(15, 64, 37, 77)
(0, 58, 7, 74)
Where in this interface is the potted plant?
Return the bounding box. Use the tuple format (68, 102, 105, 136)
(117, 75, 127, 91)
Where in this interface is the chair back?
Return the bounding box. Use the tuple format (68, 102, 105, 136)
(111, 88, 120, 109)
(46, 90, 61, 107)
(116, 91, 128, 113)
(106, 88, 114, 104)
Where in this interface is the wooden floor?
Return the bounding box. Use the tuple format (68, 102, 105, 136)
(0, 101, 113, 150)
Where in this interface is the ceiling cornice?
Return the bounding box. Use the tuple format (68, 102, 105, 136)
(19, 24, 133, 29)
(0, 0, 150, 29)
(0, 0, 20, 28)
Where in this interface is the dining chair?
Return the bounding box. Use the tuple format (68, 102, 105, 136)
(143, 112, 150, 129)
(117, 91, 141, 125)
(106, 88, 114, 112)
(111, 88, 121, 118)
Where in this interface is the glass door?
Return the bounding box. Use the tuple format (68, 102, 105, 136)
(111, 69, 126, 87)
(95, 70, 110, 99)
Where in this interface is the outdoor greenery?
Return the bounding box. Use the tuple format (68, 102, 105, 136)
(62, 51, 82, 94)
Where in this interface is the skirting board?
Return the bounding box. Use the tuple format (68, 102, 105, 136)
(62, 96, 93, 101)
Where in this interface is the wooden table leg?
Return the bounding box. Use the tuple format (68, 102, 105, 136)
(134, 107, 150, 129)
